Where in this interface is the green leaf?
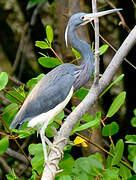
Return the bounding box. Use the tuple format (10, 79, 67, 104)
(106, 91, 126, 117)
(127, 175, 136, 180)
(58, 153, 75, 176)
(102, 122, 119, 136)
(0, 136, 9, 155)
(12, 128, 35, 139)
(133, 156, 136, 173)
(99, 74, 124, 98)
(58, 175, 72, 180)
(74, 87, 89, 100)
(0, 72, 8, 91)
(28, 143, 44, 174)
(73, 153, 104, 177)
(125, 135, 136, 144)
(28, 170, 38, 180)
(27, 73, 45, 91)
(6, 174, 18, 180)
(46, 25, 54, 44)
(106, 144, 114, 168)
(2, 103, 18, 131)
(111, 139, 124, 166)
(131, 117, 136, 127)
(38, 57, 62, 68)
(133, 109, 136, 116)
(72, 48, 81, 59)
(35, 40, 50, 49)
(127, 145, 136, 162)
(82, 113, 94, 123)
(99, 44, 109, 55)
(119, 164, 132, 180)
(101, 167, 120, 180)
(73, 119, 100, 132)
(5, 91, 25, 104)
(26, 0, 46, 10)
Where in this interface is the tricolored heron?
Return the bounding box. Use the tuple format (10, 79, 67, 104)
(10, 9, 121, 163)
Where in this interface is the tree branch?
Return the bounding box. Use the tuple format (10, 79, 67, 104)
(41, 24, 136, 180)
(92, 0, 100, 85)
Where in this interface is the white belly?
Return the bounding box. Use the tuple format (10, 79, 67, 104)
(28, 86, 73, 128)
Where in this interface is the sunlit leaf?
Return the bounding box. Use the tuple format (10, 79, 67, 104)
(5, 91, 24, 104)
(131, 117, 136, 127)
(112, 139, 124, 166)
(27, 73, 45, 91)
(74, 87, 89, 100)
(106, 91, 126, 117)
(72, 48, 81, 59)
(102, 122, 119, 136)
(58, 175, 72, 180)
(73, 119, 100, 132)
(46, 25, 54, 44)
(0, 136, 9, 155)
(38, 57, 62, 68)
(35, 40, 50, 49)
(99, 44, 109, 55)
(0, 72, 8, 91)
(99, 74, 124, 98)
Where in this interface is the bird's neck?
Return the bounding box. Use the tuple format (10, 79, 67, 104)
(68, 26, 94, 67)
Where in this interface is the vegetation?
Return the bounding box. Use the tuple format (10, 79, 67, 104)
(0, 0, 136, 179)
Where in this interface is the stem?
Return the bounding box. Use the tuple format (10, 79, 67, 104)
(50, 47, 63, 63)
(92, 0, 100, 85)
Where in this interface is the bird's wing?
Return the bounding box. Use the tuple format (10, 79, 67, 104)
(10, 72, 74, 129)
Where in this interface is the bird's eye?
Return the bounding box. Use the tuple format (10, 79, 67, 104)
(81, 16, 85, 20)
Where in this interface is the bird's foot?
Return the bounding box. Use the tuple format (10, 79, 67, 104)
(44, 159, 63, 177)
(49, 137, 67, 158)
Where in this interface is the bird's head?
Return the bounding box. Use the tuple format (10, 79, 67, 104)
(65, 8, 122, 46)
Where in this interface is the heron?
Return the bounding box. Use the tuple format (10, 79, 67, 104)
(10, 8, 121, 165)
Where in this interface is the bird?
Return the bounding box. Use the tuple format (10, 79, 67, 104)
(10, 8, 121, 164)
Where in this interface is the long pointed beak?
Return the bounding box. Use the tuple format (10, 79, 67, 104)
(83, 8, 122, 22)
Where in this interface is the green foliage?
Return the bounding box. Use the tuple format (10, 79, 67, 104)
(99, 74, 124, 98)
(101, 167, 120, 180)
(38, 57, 62, 68)
(119, 164, 132, 179)
(0, 72, 8, 91)
(125, 135, 136, 162)
(73, 119, 100, 132)
(72, 48, 81, 59)
(133, 156, 136, 173)
(99, 44, 109, 55)
(35, 41, 50, 49)
(27, 0, 47, 10)
(131, 109, 136, 127)
(28, 143, 44, 174)
(5, 91, 25, 104)
(46, 25, 54, 44)
(6, 174, 18, 180)
(0, 136, 9, 155)
(102, 122, 119, 136)
(73, 87, 89, 100)
(111, 139, 124, 166)
(106, 91, 126, 117)
(27, 73, 45, 91)
(2, 103, 18, 131)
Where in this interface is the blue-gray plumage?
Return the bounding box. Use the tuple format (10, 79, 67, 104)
(10, 9, 121, 163)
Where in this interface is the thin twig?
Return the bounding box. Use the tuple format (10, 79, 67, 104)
(0, 156, 12, 174)
(92, 0, 100, 85)
(105, 0, 130, 32)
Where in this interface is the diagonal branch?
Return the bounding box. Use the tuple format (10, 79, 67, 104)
(41, 24, 136, 180)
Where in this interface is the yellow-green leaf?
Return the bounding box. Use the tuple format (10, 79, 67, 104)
(0, 136, 9, 155)
(106, 91, 126, 117)
(0, 72, 8, 91)
(46, 25, 53, 44)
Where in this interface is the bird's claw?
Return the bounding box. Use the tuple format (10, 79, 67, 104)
(44, 159, 63, 177)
